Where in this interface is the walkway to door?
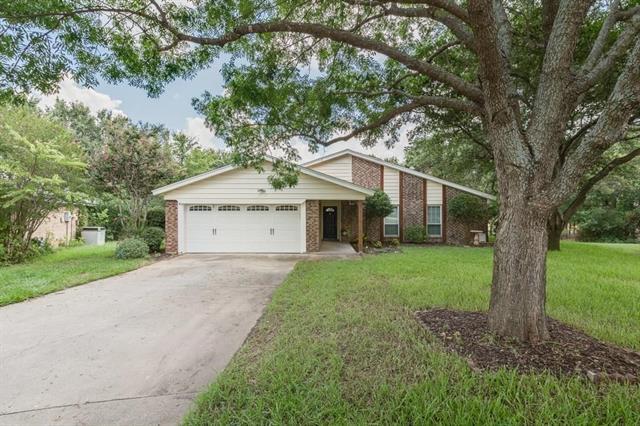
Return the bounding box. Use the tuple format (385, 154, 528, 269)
(318, 241, 357, 255)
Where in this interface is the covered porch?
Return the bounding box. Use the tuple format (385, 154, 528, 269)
(308, 199, 365, 253)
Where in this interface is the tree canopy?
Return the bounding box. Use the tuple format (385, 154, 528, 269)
(0, 104, 86, 262)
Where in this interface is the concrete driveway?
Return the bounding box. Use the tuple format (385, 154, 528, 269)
(0, 254, 298, 425)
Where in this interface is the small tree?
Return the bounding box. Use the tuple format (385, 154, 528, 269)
(365, 189, 393, 237)
(90, 115, 174, 236)
(448, 194, 492, 224)
(0, 105, 86, 262)
(47, 100, 102, 157)
(183, 146, 230, 178)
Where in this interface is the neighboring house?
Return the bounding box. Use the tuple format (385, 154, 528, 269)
(32, 208, 78, 247)
(152, 149, 495, 254)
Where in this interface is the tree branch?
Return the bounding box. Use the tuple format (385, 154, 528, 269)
(468, 0, 532, 167)
(455, 122, 493, 157)
(348, 0, 471, 23)
(383, 5, 475, 49)
(399, 0, 470, 23)
(582, 0, 620, 71)
(541, 0, 559, 47)
(560, 117, 599, 161)
(5, 7, 484, 102)
(562, 146, 640, 220)
(340, 0, 474, 49)
(542, 36, 640, 207)
(527, 0, 593, 167)
(576, 10, 640, 93)
(193, 21, 482, 101)
(324, 95, 480, 144)
(425, 40, 461, 62)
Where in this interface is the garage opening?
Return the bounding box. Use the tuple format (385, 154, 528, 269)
(184, 204, 302, 253)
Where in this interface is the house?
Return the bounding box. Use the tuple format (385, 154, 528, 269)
(152, 149, 495, 254)
(32, 208, 79, 247)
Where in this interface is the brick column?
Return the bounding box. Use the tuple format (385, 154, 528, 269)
(401, 172, 425, 241)
(165, 200, 178, 254)
(357, 200, 364, 252)
(305, 200, 320, 252)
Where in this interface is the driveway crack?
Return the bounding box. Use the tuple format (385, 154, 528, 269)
(0, 391, 199, 417)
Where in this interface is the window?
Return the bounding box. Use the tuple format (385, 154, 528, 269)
(218, 205, 240, 211)
(247, 205, 269, 211)
(189, 205, 212, 212)
(427, 205, 442, 237)
(275, 205, 298, 211)
(384, 206, 399, 237)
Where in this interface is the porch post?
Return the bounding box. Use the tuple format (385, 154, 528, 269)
(356, 200, 364, 253)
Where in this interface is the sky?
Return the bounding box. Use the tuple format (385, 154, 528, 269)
(37, 59, 410, 163)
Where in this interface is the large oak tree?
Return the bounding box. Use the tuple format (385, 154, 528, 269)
(2, 0, 639, 342)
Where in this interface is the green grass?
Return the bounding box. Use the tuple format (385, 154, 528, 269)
(0, 243, 150, 306)
(185, 241, 640, 425)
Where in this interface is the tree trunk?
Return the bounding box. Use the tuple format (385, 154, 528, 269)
(547, 209, 564, 251)
(488, 200, 551, 343)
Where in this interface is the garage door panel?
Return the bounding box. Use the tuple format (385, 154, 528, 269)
(185, 204, 301, 253)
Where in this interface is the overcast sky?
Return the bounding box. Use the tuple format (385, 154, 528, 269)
(37, 59, 409, 163)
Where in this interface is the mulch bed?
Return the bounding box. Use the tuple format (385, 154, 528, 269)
(364, 246, 402, 254)
(416, 309, 640, 384)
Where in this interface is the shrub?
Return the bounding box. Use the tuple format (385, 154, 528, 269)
(371, 240, 383, 248)
(576, 208, 632, 242)
(29, 238, 53, 258)
(404, 225, 426, 243)
(365, 189, 394, 220)
(86, 199, 125, 241)
(115, 238, 149, 259)
(448, 193, 492, 223)
(146, 207, 165, 229)
(390, 238, 400, 247)
(141, 226, 165, 253)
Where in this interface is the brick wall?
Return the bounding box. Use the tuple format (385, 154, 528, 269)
(165, 200, 178, 254)
(306, 200, 320, 252)
(352, 156, 382, 190)
(445, 187, 488, 245)
(341, 201, 357, 242)
(401, 173, 424, 241)
(351, 156, 383, 241)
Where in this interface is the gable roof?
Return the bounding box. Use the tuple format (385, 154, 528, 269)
(152, 156, 375, 196)
(304, 149, 496, 200)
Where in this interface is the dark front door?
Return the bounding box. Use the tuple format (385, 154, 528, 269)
(322, 206, 338, 240)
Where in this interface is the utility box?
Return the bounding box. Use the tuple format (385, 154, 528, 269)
(82, 227, 106, 246)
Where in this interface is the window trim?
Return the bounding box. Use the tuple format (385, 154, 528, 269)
(427, 205, 442, 237)
(189, 205, 212, 212)
(383, 205, 400, 237)
(275, 205, 298, 212)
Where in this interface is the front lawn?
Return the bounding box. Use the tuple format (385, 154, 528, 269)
(186, 242, 640, 424)
(0, 243, 150, 306)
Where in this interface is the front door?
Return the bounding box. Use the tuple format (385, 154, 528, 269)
(322, 206, 338, 240)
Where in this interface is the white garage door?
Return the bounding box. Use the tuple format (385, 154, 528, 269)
(184, 204, 301, 253)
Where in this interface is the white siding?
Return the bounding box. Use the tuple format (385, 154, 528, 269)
(384, 167, 400, 204)
(164, 162, 366, 202)
(427, 180, 443, 205)
(307, 155, 352, 182)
